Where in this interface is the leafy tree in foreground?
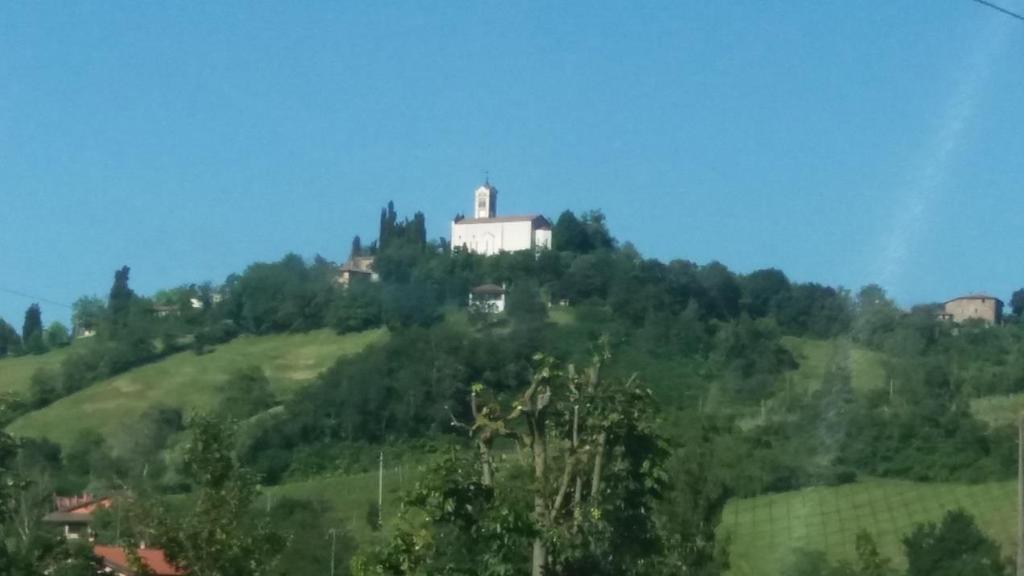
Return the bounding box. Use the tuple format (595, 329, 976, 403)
(902, 509, 1008, 576)
(152, 415, 285, 576)
(359, 340, 671, 576)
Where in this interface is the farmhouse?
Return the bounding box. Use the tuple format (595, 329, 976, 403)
(338, 256, 379, 286)
(42, 493, 113, 540)
(938, 294, 1004, 325)
(450, 182, 552, 256)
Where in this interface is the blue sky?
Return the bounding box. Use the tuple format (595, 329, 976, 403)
(1, 1, 1022, 326)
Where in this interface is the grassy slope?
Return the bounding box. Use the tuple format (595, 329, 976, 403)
(8, 328, 386, 446)
(971, 393, 1024, 428)
(721, 478, 1014, 576)
(267, 466, 420, 545)
(782, 336, 888, 393)
(0, 342, 86, 396)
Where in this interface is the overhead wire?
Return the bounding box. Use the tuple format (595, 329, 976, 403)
(969, 0, 1024, 21)
(0, 287, 72, 309)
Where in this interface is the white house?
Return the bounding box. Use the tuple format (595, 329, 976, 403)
(451, 182, 552, 256)
(469, 284, 507, 314)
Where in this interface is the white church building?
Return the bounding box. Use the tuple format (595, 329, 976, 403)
(450, 182, 552, 256)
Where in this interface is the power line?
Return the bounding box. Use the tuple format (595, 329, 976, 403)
(969, 0, 1024, 21)
(0, 287, 72, 309)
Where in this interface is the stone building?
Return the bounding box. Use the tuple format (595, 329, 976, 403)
(337, 256, 379, 286)
(450, 182, 552, 255)
(939, 294, 1004, 325)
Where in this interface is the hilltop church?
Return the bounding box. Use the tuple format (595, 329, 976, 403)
(450, 182, 552, 256)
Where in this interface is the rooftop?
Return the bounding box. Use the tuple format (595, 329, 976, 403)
(454, 214, 550, 226)
(944, 294, 1004, 304)
(471, 283, 506, 295)
(94, 546, 184, 576)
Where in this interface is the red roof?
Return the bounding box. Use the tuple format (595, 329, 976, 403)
(94, 546, 185, 576)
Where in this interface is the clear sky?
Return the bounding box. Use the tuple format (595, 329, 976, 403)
(1, 1, 1022, 326)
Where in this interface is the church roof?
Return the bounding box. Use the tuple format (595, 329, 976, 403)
(455, 214, 551, 226)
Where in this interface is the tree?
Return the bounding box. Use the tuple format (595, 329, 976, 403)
(108, 266, 136, 332)
(552, 211, 590, 253)
(267, 498, 355, 576)
(852, 284, 900, 347)
(216, 366, 276, 420)
(153, 415, 285, 576)
(658, 417, 733, 575)
(363, 340, 671, 576)
(741, 268, 790, 318)
(853, 531, 895, 576)
(0, 319, 22, 357)
(44, 322, 70, 349)
(580, 210, 615, 252)
(71, 296, 105, 336)
(28, 368, 60, 409)
(21, 304, 46, 355)
(1011, 288, 1024, 317)
(698, 262, 742, 320)
(506, 281, 547, 326)
(328, 281, 383, 334)
(902, 509, 1008, 576)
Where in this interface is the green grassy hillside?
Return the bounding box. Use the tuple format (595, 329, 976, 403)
(782, 337, 888, 393)
(720, 478, 1014, 576)
(7, 329, 386, 446)
(0, 341, 87, 396)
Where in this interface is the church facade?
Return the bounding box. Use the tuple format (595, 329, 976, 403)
(450, 182, 552, 256)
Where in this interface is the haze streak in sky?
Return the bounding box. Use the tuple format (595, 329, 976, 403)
(875, 20, 1010, 293)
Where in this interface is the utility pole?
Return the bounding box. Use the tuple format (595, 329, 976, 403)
(378, 451, 384, 528)
(328, 528, 337, 576)
(1017, 412, 1023, 576)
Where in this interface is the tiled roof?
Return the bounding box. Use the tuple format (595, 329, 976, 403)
(94, 546, 185, 576)
(945, 294, 1003, 304)
(471, 284, 506, 295)
(455, 214, 550, 226)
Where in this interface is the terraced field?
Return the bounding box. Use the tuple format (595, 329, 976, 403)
(720, 478, 1015, 575)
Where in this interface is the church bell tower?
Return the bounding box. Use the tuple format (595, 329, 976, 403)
(474, 181, 497, 219)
